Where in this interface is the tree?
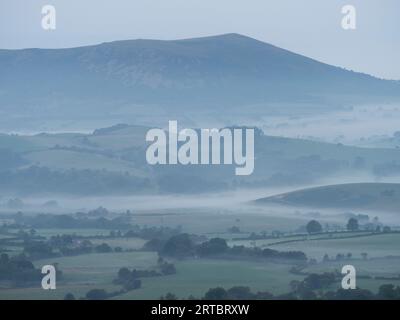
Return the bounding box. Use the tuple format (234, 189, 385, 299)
(378, 284, 398, 300)
(336, 253, 344, 261)
(117, 267, 131, 282)
(197, 238, 228, 256)
(383, 226, 392, 233)
(86, 289, 108, 300)
(306, 220, 322, 234)
(95, 243, 112, 253)
(332, 288, 374, 300)
(204, 287, 228, 300)
(64, 293, 75, 300)
(347, 218, 359, 231)
(302, 273, 336, 290)
(226, 286, 254, 300)
(160, 262, 176, 275)
(161, 234, 195, 258)
(123, 279, 141, 291)
(162, 292, 177, 300)
(298, 288, 317, 300)
(228, 226, 240, 233)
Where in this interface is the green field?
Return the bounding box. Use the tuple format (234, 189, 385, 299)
(228, 231, 375, 248)
(0, 252, 302, 300)
(0, 251, 158, 300)
(269, 233, 400, 260)
(128, 210, 311, 235)
(90, 238, 146, 250)
(117, 259, 303, 300)
(24, 149, 143, 175)
(304, 257, 400, 293)
(34, 228, 112, 238)
(305, 257, 400, 277)
(2, 231, 400, 299)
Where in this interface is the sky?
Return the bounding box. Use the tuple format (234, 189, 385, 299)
(0, 0, 399, 80)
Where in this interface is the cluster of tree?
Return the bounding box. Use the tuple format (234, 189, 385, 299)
(306, 220, 323, 234)
(124, 225, 183, 241)
(114, 258, 176, 291)
(0, 253, 44, 286)
(13, 212, 131, 230)
(23, 241, 55, 259)
(160, 282, 400, 301)
(346, 218, 359, 231)
(114, 268, 143, 291)
(155, 234, 307, 262)
(157, 257, 178, 275)
(22, 236, 118, 259)
(203, 286, 274, 300)
(290, 272, 336, 296)
(58, 241, 95, 256)
(84, 288, 124, 300)
(0, 166, 152, 196)
(307, 218, 392, 234)
(323, 284, 400, 300)
(64, 289, 124, 300)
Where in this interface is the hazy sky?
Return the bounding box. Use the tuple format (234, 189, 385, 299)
(1, 0, 399, 79)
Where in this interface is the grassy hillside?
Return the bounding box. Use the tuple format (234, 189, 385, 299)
(2, 125, 400, 195)
(1, 34, 400, 132)
(255, 183, 400, 211)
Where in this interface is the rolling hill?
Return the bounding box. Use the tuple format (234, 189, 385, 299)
(1, 124, 400, 195)
(254, 183, 400, 211)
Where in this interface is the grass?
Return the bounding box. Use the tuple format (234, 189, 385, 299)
(130, 211, 309, 235)
(24, 149, 142, 174)
(90, 238, 146, 250)
(0, 254, 303, 300)
(0, 251, 158, 300)
(117, 259, 303, 300)
(35, 228, 111, 238)
(0, 283, 120, 300)
(304, 257, 400, 293)
(228, 231, 375, 248)
(33, 251, 158, 283)
(269, 233, 400, 260)
(304, 257, 400, 278)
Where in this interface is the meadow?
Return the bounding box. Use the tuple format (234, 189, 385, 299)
(268, 233, 400, 260)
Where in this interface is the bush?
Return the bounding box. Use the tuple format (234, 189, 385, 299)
(86, 289, 109, 300)
(95, 243, 112, 253)
(197, 238, 228, 256)
(204, 287, 228, 300)
(306, 220, 322, 234)
(161, 234, 195, 258)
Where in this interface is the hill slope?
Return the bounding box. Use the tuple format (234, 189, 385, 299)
(255, 183, 400, 211)
(2, 125, 400, 195)
(1, 33, 399, 130)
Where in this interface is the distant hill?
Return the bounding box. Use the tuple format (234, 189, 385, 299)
(254, 183, 400, 211)
(1, 125, 400, 195)
(1, 33, 399, 131)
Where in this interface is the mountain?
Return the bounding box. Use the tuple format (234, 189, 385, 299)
(0, 33, 399, 131)
(254, 183, 400, 212)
